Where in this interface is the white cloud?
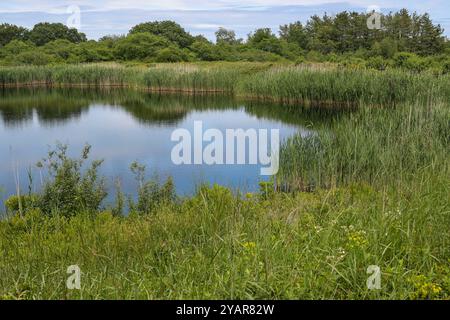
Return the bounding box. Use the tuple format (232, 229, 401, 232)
(0, 0, 443, 13)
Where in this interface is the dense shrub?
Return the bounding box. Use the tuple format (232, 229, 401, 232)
(114, 33, 171, 61)
(36, 144, 107, 216)
(393, 52, 431, 73)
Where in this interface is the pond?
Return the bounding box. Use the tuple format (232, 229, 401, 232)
(0, 88, 335, 208)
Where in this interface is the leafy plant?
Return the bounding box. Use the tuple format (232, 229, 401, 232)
(36, 143, 107, 216)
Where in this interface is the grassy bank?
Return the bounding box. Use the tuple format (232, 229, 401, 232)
(1, 63, 449, 105)
(0, 178, 448, 300)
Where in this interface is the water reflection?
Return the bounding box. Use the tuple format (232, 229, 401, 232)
(0, 88, 347, 207)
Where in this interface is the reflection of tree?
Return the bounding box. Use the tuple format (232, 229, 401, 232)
(0, 87, 350, 129)
(0, 104, 34, 127)
(0, 88, 88, 127)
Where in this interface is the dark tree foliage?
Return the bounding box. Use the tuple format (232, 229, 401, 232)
(0, 23, 29, 47)
(29, 23, 87, 46)
(129, 20, 194, 48)
(295, 10, 445, 56)
(280, 21, 309, 50)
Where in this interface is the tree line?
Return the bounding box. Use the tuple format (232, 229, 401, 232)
(0, 9, 448, 71)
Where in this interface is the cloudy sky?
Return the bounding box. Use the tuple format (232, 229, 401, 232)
(0, 1, 448, 40)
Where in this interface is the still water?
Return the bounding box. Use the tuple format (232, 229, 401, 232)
(0, 88, 324, 207)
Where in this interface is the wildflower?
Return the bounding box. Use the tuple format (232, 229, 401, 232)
(409, 275, 443, 299)
(242, 241, 256, 250)
(347, 230, 368, 249)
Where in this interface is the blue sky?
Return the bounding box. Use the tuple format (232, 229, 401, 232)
(1, 1, 448, 40)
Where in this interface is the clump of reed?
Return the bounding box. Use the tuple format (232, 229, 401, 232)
(0, 64, 241, 93)
(278, 100, 450, 190)
(51, 64, 138, 87)
(1, 176, 449, 299)
(0, 66, 53, 86)
(142, 65, 240, 93)
(242, 66, 450, 106)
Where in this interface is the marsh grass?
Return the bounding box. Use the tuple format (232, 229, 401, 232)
(279, 100, 449, 190)
(1, 63, 449, 106)
(242, 66, 450, 105)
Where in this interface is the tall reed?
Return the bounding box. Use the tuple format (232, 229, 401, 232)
(242, 66, 450, 106)
(279, 100, 450, 190)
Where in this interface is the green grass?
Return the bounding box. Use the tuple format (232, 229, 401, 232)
(0, 179, 448, 299)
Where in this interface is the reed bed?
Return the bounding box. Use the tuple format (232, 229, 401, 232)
(279, 100, 450, 190)
(142, 65, 240, 93)
(242, 66, 450, 106)
(0, 64, 241, 93)
(2, 64, 449, 106)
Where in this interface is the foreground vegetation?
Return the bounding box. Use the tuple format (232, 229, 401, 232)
(1, 177, 448, 300)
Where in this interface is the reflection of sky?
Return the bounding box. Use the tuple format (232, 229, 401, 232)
(0, 1, 448, 40)
(0, 103, 308, 208)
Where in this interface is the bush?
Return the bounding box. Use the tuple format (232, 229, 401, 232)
(5, 195, 38, 215)
(15, 51, 53, 65)
(442, 59, 450, 74)
(236, 48, 282, 62)
(190, 41, 220, 61)
(36, 144, 107, 216)
(114, 33, 171, 61)
(393, 52, 431, 73)
(0, 40, 34, 57)
(155, 47, 187, 62)
(128, 161, 176, 215)
(294, 56, 305, 65)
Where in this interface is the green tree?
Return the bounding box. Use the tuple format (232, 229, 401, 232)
(279, 21, 309, 49)
(130, 21, 194, 48)
(413, 14, 445, 55)
(29, 23, 86, 46)
(0, 23, 29, 47)
(248, 28, 283, 55)
(215, 27, 241, 45)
